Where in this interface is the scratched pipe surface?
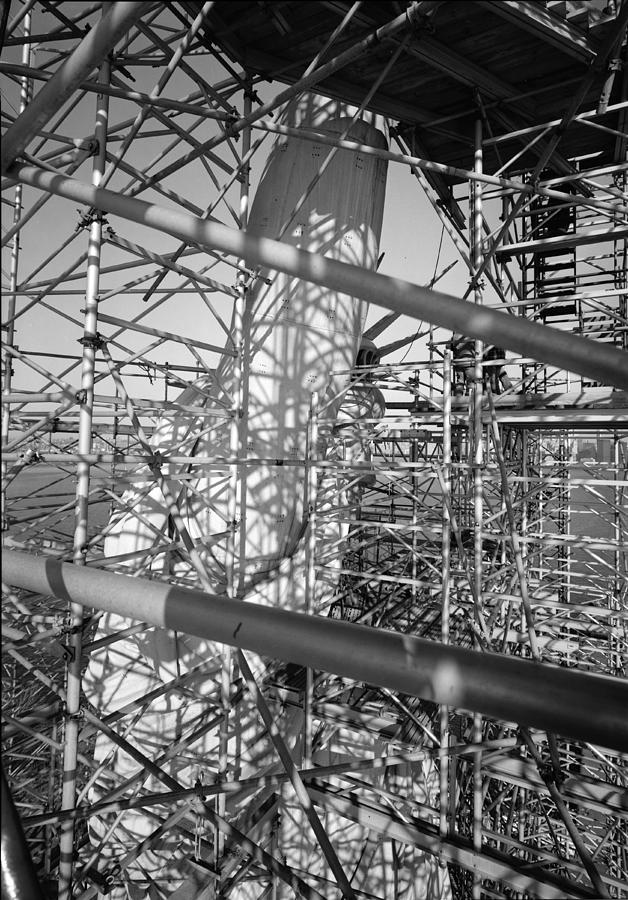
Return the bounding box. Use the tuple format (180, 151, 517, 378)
(4, 548, 627, 753)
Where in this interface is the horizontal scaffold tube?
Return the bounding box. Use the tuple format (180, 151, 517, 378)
(3, 549, 627, 752)
(7, 164, 628, 391)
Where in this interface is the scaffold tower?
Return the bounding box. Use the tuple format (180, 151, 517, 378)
(1, 3, 627, 899)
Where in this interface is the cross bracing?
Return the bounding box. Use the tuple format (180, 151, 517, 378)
(1, 2, 627, 899)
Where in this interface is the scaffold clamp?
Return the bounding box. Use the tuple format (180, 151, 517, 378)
(78, 332, 104, 351)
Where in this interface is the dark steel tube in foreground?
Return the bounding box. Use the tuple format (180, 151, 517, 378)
(7, 165, 628, 390)
(1, 765, 46, 900)
(3, 549, 627, 752)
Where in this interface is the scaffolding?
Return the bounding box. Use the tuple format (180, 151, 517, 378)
(2, 2, 628, 899)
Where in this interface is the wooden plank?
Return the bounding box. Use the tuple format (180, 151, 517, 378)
(484, 757, 628, 817)
(478, 0, 599, 62)
(403, 35, 535, 113)
(410, 408, 628, 428)
(496, 225, 628, 258)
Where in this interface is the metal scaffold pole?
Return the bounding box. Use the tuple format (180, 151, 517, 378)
(439, 348, 452, 847)
(58, 53, 110, 900)
(303, 390, 319, 770)
(471, 114, 485, 900)
(1, 12, 31, 528)
(217, 74, 253, 870)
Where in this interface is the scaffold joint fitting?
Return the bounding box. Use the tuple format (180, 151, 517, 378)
(406, 7, 436, 37)
(78, 332, 104, 351)
(60, 644, 76, 663)
(225, 113, 240, 139)
(85, 863, 119, 893)
(75, 208, 107, 231)
(538, 760, 558, 785)
(149, 451, 163, 469)
(194, 778, 207, 800)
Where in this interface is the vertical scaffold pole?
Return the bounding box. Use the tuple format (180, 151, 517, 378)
(1, 13, 31, 528)
(235, 77, 252, 593)
(304, 390, 320, 769)
(411, 427, 418, 604)
(613, 431, 623, 675)
(565, 432, 572, 608)
(439, 349, 452, 847)
(58, 54, 110, 900)
(521, 428, 529, 642)
(218, 76, 253, 866)
(471, 115, 484, 900)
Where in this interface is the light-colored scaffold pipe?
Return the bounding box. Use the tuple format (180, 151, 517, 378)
(3, 549, 627, 752)
(6, 164, 628, 391)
